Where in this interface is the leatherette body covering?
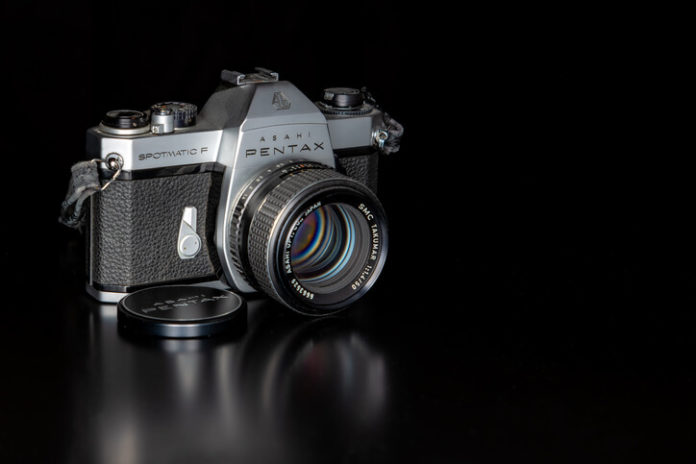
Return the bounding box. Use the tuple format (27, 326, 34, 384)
(90, 170, 223, 290)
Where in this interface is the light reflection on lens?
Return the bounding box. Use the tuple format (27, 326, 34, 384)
(290, 204, 367, 293)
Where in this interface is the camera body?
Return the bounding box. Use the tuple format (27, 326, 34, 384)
(85, 69, 401, 315)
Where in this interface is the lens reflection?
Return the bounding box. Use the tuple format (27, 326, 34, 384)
(290, 204, 368, 293)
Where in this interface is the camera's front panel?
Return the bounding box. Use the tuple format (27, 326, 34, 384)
(88, 165, 224, 298)
(334, 149, 380, 193)
(212, 81, 338, 294)
(86, 124, 221, 172)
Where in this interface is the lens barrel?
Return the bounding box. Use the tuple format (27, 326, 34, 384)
(229, 162, 388, 315)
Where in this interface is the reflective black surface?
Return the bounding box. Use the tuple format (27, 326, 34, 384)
(78, 300, 388, 463)
(4, 221, 696, 462)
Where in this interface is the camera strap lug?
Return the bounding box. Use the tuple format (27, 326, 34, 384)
(59, 158, 122, 230)
(377, 113, 404, 155)
(360, 87, 403, 155)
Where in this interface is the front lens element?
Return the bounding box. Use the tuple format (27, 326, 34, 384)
(290, 204, 369, 294)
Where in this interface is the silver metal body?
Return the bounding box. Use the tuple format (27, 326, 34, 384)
(151, 110, 175, 134)
(86, 72, 387, 300)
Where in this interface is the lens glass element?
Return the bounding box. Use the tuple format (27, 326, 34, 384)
(290, 203, 369, 294)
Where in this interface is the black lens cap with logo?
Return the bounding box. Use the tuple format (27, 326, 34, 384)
(117, 285, 247, 338)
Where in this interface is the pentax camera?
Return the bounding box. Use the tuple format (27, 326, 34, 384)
(78, 68, 402, 316)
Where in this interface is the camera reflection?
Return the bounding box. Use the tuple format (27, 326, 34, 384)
(73, 299, 387, 463)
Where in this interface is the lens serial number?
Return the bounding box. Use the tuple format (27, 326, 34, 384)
(290, 278, 315, 300)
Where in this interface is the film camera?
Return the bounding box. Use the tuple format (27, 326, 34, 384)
(71, 68, 402, 316)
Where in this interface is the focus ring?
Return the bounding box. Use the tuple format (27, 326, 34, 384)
(228, 161, 326, 286)
(246, 168, 351, 303)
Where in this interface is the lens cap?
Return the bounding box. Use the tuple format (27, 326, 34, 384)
(117, 285, 246, 338)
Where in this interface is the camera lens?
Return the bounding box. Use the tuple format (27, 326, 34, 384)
(290, 203, 370, 294)
(229, 162, 388, 316)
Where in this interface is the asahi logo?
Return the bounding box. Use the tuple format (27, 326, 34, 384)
(140, 293, 229, 314)
(245, 131, 326, 157)
(272, 91, 291, 110)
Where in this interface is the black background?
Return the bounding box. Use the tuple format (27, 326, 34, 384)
(2, 1, 693, 463)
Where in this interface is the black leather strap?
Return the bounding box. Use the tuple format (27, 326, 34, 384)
(59, 160, 103, 230)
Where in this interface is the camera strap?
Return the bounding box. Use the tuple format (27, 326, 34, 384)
(59, 159, 122, 230)
(381, 113, 404, 155)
